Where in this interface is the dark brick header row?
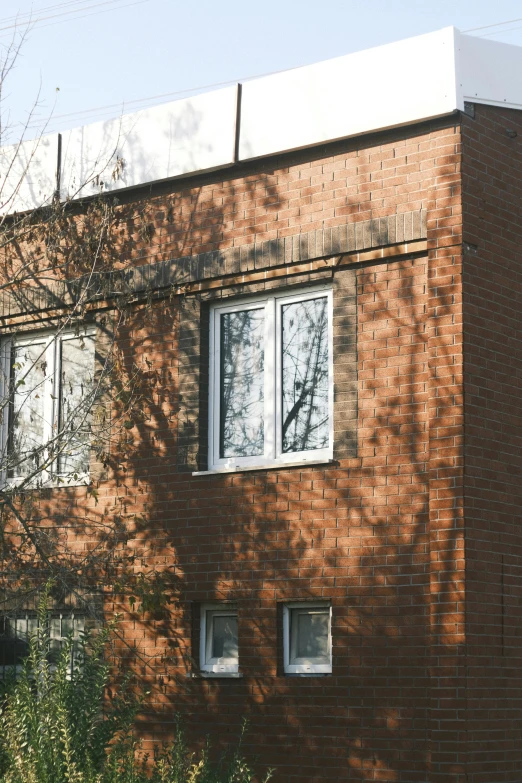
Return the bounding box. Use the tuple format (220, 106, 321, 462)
(0, 210, 426, 320)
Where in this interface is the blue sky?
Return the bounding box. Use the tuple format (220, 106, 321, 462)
(3, 0, 522, 141)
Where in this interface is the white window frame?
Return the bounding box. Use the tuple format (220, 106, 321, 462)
(0, 326, 96, 487)
(199, 604, 239, 674)
(208, 286, 333, 472)
(283, 602, 332, 675)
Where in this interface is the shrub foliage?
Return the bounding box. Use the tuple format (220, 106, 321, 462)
(0, 591, 272, 783)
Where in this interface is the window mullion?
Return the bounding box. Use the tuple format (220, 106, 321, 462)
(264, 298, 276, 461)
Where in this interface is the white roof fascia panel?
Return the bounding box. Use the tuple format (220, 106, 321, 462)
(239, 27, 460, 162)
(453, 28, 465, 111)
(460, 34, 522, 110)
(0, 134, 58, 216)
(60, 85, 238, 200)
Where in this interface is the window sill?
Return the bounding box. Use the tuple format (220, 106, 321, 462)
(193, 672, 243, 679)
(48, 476, 91, 490)
(193, 458, 335, 476)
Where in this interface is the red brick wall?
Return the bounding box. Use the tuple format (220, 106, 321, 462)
(24, 117, 466, 782)
(116, 119, 450, 266)
(462, 104, 522, 783)
(109, 118, 463, 783)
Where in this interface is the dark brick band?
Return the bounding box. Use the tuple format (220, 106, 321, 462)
(0, 211, 425, 320)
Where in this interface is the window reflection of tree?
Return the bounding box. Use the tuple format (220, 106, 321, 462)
(58, 335, 95, 475)
(8, 335, 96, 480)
(9, 345, 48, 478)
(220, 309, 264, 458)
(282, 297, 329, 453)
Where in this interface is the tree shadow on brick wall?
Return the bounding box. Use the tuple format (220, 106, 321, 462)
(2, 138, 464, 782)
(108, 229, 463, 781)
(93, 137, 465, 781)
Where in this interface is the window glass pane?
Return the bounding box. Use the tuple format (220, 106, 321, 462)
(27, 617, 38, 641)
(211, 614, 238, 660)
(0, 618, 29, 669)
(70, 617, 85, 667)
(48, 617, 62, 664)
(9, 343, 48, 478)
(58, 335, 95, 475)
(61, 617, 73, 637)
(220, 309, 264, 458)
(281, 297, 329, 453)
(294, 609, 329, 660)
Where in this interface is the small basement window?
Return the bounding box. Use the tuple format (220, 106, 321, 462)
(283, 602, 332, 674)
(200, 604, 239, 674)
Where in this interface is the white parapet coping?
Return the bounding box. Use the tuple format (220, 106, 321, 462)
(459, 33, 522, 110)
(0, 134, 58, 215)
(59, 84, 238, 201)
(239, 27, 461, 161)
(2, 26, 522, 214)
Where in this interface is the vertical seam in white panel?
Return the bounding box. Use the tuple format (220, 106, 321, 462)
(452, 26, 465, 112)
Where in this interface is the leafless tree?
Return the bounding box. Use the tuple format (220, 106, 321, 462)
(0, 30, 172, 633)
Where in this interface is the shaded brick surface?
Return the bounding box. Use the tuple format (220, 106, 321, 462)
(462, 104, 522, 783)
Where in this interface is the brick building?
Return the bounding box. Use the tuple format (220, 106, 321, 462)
(1, 26, 522, 783)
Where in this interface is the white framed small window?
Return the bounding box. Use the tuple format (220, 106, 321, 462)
(0, 326, 96, 485)
(283, 602, 332, 674)
(208, 286, 333, 472)
(200, 604, 239, 674)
